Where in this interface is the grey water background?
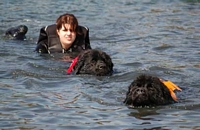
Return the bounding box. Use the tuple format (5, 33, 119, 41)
(0, 0, 200, 129)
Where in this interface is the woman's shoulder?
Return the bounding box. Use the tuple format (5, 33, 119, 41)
(77, 25, 89, 37)
(78, 25, 89, 32)
(45, 24, 56, 31)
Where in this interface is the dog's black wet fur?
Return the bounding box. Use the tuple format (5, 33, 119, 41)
(73, 49, 113, 76)
(124, 75, 174, 106)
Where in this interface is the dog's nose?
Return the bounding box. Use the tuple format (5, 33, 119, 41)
(136, 88, 145, 95)
(97, 62, 106, 69)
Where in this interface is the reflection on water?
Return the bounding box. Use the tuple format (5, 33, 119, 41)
(0, 0, 200, 129)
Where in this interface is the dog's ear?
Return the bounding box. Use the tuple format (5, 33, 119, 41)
(73, 50, 90, 74)
(123, 84, 132, 104)
(74, 57, 84, 74)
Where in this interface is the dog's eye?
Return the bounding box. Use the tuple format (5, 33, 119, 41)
(91, 58, 96, 63)
(145, 83, 152, 88)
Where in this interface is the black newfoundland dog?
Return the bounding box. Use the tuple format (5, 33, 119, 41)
(124, 74, 182, 106)
(5, 25, 28, 40)
(67, 49, 113, 76)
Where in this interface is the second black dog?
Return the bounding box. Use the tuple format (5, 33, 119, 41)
(67, 49, 113, 76)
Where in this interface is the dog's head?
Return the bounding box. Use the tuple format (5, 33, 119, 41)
(124, 75, 173, 106)
(5, 25, 28, 40)
(73, 49, 113, 76)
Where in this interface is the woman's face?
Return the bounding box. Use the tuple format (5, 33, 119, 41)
(57, 24, 76, 49)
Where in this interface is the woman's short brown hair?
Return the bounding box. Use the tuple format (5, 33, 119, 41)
(56, 13, 78, 32)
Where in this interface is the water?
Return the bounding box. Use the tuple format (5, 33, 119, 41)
(0, 0, 200, 129)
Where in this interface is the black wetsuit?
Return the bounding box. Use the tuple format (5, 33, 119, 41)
(35, 24, 91, 54)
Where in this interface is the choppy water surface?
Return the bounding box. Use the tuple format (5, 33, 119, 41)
(0, 0, 200, 129)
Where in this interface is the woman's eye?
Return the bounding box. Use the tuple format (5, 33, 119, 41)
(62, 29, 73, 32)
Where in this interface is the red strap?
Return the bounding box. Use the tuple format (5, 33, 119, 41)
(66, 56, 79, 74)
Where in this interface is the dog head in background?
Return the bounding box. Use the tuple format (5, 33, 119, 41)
(67, 49, 113, 76)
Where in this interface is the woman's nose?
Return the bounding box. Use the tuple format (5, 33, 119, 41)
(66, 30, 71, 35)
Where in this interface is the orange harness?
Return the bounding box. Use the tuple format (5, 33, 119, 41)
(160, 79, 182, 101)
